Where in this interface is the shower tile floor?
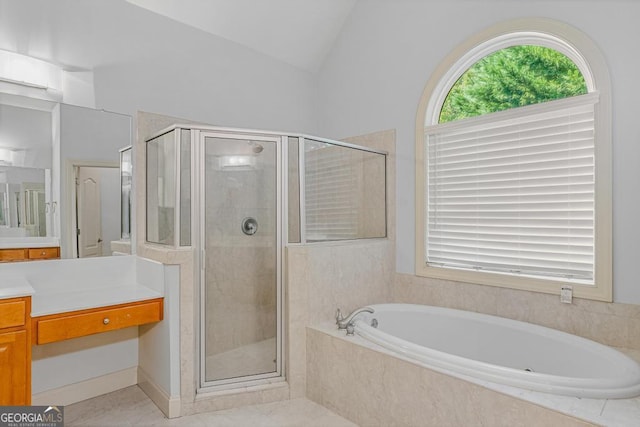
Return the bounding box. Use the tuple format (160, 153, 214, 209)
(65, 385, 356, 427)
(206, 337, 277, 381)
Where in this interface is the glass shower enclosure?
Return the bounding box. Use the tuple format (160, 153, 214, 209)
(201, 133, 281, 384)
(146, 125, 386, 391)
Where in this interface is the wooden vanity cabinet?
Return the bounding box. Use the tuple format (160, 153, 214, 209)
(0, 249, 28, 262)
(0, 247, 60, 262)
(0, 296, 31, 405)
(27, 247, 60, 260)
(0, 295, 161, 405)
(32, 298, 164, 345)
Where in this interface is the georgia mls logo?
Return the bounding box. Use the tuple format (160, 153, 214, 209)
(0, 405, 64, 427)
(44, 406, 62, 418)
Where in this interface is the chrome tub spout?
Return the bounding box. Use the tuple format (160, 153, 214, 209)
(336, 306, 374, 334)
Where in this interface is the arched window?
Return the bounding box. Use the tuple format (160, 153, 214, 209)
(439, 45, 587, 123)
(415, 19, 612, 301)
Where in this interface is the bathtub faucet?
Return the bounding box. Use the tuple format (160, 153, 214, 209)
(335, 306, 374, 335)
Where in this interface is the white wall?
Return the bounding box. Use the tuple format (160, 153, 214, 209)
(91, 1, 318, 135)
(62, 70, 96, 109)
(0, 104, 51, 168)
(137, 258, 181, 405)
(316, 0, 640, 304)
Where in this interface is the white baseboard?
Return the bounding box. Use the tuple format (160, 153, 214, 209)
(32, 367, 138, 406)
(137, 367, 181, 418)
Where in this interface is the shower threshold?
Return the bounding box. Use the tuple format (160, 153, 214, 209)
(205, 337, 277, 382)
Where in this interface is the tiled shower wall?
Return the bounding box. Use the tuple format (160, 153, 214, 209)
(204, 158, 277, 358)
(286, 129, 397, 398)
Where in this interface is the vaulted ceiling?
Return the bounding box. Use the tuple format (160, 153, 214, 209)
(0, 0, 357, 74)
(125, 0, 358, 72)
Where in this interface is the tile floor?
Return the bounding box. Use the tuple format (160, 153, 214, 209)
(65, 385, 357, 426)
(206, 338, 276, 381)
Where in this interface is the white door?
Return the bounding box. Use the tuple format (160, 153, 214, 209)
(77, 168, 102, 257)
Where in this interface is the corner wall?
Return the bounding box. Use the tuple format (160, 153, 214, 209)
(286, 129, 396, 397)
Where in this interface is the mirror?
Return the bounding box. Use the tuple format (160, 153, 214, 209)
(120, 146, 133, 241)
(0, 166, 50, 237)
(0, 94, 132, 258)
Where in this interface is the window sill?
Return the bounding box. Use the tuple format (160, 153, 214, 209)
(415, 263, 612, 302)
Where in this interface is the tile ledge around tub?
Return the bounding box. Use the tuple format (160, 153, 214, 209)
(307, 324, 640, 427)
(616, 347, 640, 365)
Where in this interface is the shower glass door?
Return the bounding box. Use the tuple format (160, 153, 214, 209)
(201, 133, 281, 386)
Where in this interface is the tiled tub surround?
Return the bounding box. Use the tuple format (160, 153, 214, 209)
(365, 273, 640, 425)
(308, 324, 640, 426)
(354, 304, 640, 399)
(286, 239, 395, 398)
(394, 274, 640, 363)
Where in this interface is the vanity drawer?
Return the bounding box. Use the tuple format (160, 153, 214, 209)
(34, 298, 163, 344)
(27, 247, 60, 260)
(0, 299, 26, 329)
(0, 249, 27, 262)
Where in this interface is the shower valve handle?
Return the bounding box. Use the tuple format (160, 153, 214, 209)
(241, 217, 258, 235)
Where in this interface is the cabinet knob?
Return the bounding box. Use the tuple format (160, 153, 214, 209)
(103, 318, 110, 325)
(41, 251, 46, 256)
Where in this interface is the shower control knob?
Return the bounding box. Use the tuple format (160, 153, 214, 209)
(241, 217, 258, 236)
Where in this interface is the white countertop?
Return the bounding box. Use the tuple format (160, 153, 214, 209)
(0, 256, 165, 317)
(30, 283, 163, 317)
(0, 277, 35, 299)
(0, 237, 60, 249)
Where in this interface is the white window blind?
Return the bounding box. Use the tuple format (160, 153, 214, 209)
(425, 92, 598, 282)
(305, 144, 358, 241)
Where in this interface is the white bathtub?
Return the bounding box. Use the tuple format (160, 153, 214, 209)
(353, 304, 640, 399)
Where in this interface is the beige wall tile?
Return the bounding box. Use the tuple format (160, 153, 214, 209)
(395, 273, 640, 351)
(306, 328, 594, 427)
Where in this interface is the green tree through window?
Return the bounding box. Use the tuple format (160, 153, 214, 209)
(439, 45, 587, 123)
